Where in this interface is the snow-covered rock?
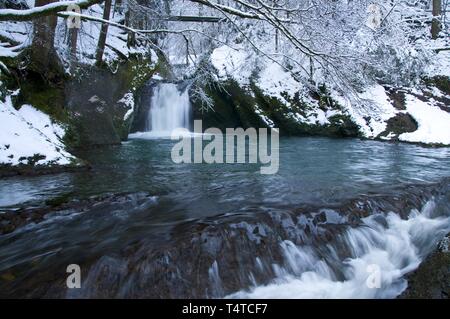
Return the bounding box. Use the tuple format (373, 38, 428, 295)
(399, 94, 450, 145)
(209, 47, 450, 145)
(210, 46, 253, 86)
(0, 95, 76, 166)
(255, 62, 300, 105)
(334, 85, 398, 139)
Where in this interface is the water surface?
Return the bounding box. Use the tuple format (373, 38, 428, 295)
(1, 137, 450, 298)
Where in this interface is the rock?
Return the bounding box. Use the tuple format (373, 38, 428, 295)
(385, 87, 407, 110)
(190, 80, 246, 131)
(191, 79, 360, 138)
(378, 113, 418, 140)
(400, 234, 450, 299)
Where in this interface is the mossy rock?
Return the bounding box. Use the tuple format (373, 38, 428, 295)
(191, 77, 360, 138)
(378, 113, 418, 140)
(400, 236, 450, 299)
(191, 80, 247, 130)
(65, 54, 161, 148)
(16, 71, 68, 122)
(423, 75, 450, 95)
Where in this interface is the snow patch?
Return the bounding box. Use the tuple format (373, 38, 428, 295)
(210, 46, 252, 86)
(0, 96, 76, 166)
(119, 92, 135, 121)
(256, 63, 299, 103)
(334, 85, 398, 138)
(399, 94, 450, 145)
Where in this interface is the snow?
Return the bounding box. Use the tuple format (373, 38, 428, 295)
(0, 42, 22, 58)
(0, 21, 30, 44)
(0, 4, 155, 66)
(152, 73, 163, 81)
(254, 104, 275, 128)
(256, 62, 299, 104)
(306, 109, 330, 126)
(210, 46, 252, 86)
(0, 95, 76, 166)
(425, 38, 450, 78)
(399, 94, 450, 145)
(335, 85, 398, 138)
(0, 0, 96, 18)
(119, 92, 135, 121)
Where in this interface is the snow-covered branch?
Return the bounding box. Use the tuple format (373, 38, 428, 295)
(0, 0, 102, 21)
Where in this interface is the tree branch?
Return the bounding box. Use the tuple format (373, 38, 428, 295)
(0, 0, 102, 21)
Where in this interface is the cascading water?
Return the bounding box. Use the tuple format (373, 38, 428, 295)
(130, 82, 191, 138)
(147, 83, 191, 134)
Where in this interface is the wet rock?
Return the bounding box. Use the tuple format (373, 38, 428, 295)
(0, 162, 90, 178)
(1, 179, 448, 298)
(0, 192, 156, 235)
(400, 234, 450, 299)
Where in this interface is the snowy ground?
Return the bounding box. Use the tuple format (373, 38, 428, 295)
(399, 94, 450, 145)
(0, 94, 76, 167)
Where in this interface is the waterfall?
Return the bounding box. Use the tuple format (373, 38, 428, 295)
(129, 82, 191, 139)
(147, 83, 191, 134)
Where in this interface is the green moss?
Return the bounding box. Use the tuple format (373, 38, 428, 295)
(125, 53, 170, 92)
(63, 116, 83, 150)
(423, 75, 450, 95)
(327, 114, 361, 137)
(16, 73, 68, 122)
(191, 80, 244, 129)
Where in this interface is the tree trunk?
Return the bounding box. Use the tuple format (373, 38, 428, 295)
(69, 27, 79, 62)
(431, 0, 442, 39)
(31, 0, 63, 82)
(95, 0, 112, 64)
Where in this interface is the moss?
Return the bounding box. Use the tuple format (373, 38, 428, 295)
(125, 53, 170, 92)
(63, 116, 83, 150)
(191, 80, 249, 130)
(423, 75, 450, 95)
(10, 69, 68, 123)
(400, 249, 450, 299)
(327, 114, 361, 137)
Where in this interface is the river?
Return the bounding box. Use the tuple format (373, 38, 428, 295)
(0, 136, 450, 298)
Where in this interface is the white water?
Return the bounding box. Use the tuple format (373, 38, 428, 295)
(129, 83, 191, 139)
(227, 200, 450, 299)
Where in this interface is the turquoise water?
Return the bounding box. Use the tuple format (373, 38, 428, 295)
(0, 137, 450, 298)
(2, 137, 450, 214)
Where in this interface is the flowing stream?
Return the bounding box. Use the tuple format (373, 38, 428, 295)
(0, 82, 450, 298)
(0, 137, 450, 298)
